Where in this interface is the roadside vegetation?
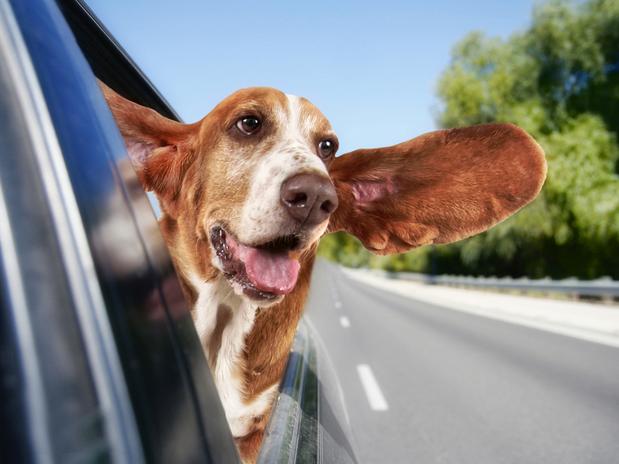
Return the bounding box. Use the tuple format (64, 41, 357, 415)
(319, 0, 619, 279)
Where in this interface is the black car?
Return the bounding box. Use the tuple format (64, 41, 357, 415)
(0, 0, 357, 462)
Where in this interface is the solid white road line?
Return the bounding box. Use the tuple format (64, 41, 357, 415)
(339, 316, 351, 328)
(357, 364, 389, 411)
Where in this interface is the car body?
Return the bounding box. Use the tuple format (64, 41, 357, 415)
(0, 0, 357, 462)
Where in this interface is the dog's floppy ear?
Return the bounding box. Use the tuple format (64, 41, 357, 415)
(99, 81, 196, 216)
(328, 123, 546, 254)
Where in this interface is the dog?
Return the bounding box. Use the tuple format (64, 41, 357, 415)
(101, 82, 546, 462)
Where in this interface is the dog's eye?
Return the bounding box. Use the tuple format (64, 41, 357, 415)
(236, 116, 261, 135)
(318, 139, 336, 159)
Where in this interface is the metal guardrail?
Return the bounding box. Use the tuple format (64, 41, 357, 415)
(375, 271, 619, 298)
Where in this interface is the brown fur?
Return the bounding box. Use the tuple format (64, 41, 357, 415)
(235, 418, 271, 464)
(100, 82, 546, 462)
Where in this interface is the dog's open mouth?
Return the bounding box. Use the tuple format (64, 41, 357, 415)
(210, 226, 301, 301)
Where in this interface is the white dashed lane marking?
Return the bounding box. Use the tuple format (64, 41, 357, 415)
(357, 364, 389, 411)
(339, 316, 351, 328)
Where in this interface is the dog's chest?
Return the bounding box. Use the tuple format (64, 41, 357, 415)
(190, 274, 277, 438)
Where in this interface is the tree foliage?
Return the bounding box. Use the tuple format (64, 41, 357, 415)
(319, 0, 619, 279)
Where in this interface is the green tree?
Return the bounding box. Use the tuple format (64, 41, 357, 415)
(320, 0, 619, 279)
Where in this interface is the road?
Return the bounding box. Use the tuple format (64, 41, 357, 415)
(305, 260, 619, 464)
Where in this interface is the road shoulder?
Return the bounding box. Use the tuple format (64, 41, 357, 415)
(343, 267, 619, 348)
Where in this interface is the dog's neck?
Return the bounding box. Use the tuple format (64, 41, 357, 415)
(188, 272, 269, 438)
(190, 273, 255, 370)
(174, 238, 317, 438)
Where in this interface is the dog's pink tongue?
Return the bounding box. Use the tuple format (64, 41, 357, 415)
(238, 246, 300, 295)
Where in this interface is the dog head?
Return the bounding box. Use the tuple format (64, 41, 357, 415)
(101, 84, 546, 305)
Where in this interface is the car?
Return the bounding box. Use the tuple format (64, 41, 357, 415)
(0, 0, 358, 462)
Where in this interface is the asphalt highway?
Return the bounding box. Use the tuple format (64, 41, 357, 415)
(305, 260, 619, 464)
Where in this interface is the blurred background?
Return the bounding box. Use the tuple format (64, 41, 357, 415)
(320, 0, 619, 281)
(88, 0, 619, 281)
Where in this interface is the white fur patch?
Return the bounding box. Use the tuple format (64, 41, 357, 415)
(236, 95, 329, 245)
(190, 272, 278, 438)
(230, 383, 279, 438)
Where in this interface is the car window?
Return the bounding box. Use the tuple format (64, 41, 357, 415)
(6, 0, 239, 462)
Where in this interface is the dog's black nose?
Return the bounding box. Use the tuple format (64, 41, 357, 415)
(281, 173, 338, 225)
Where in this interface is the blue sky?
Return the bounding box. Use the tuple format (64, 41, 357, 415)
(86, 0, 538, 153)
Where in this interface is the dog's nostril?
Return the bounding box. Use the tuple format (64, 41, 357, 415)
(289, 192, 308, 206)
(321, 199, 336, 214)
